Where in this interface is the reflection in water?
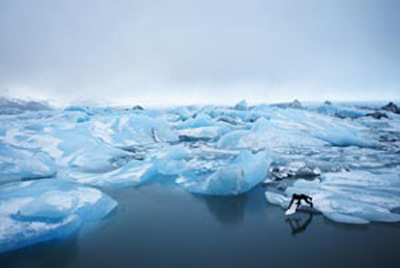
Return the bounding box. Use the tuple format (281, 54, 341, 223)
(286, 213, 313, 236)
(0, 234, 79, 268)
(196, 186, 267, 226)
(202, 194, 248, 225)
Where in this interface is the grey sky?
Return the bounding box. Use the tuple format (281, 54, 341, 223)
(0, 0, 399, 107)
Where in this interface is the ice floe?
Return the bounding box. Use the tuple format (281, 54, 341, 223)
(0, 100, 399, 253)
(0, 179, 116, 253)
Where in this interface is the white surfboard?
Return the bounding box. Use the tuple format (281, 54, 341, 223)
(285, 206, 297, 216)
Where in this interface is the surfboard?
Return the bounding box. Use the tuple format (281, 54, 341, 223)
(285, 206, 297, 216)
(285, 205, 319, 216)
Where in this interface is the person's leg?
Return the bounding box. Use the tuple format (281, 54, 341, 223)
(295, 199, 301, 211)
(304, 197, 313, 208)
(287, 195, 295, 210)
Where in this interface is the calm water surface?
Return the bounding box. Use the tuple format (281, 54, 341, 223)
(1, 183, 400, 268)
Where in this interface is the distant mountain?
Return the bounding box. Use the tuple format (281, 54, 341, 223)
(0, 96, 52, 114)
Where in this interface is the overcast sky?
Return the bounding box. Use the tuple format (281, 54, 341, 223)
(0, 0, 399, 107)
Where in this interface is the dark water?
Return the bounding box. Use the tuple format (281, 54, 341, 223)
(1, 183, 400, 268)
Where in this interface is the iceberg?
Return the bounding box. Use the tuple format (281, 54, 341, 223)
(313, 127, 377, 148)
(0, 144, 56, 181)
(68, 145, 134, 173)
(176, 113, 215, 129)
(91, 113, 177, 148)
(68, 159, 156, 188)
(0, 179, 117, 253)
(177, 124, 233, 142)
(177, 150, 272, 196)
(218, 117, 326, 152)
(233, 99, 248, 111)
(315, 103, 366, 119)
(153, 144, 191, 176)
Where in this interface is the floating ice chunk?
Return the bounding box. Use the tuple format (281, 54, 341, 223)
(178, 123, 233, 142)
(0, 179, 116, 253)
(265, 170, 400, 224)
(316, 103, 365, 119)
(176, 113, 214, 129)
(51, 124, 100, 159)
(74, 159, 156, 187)
(313, 127, 376, 147)
(153, 145, 191, 176)
(17, 191, 78, 222)
(178, 150, 272, 196)
(74, 144, 191, 186)
(218, 117, 326, 151)
(0, 180, 116, 222)
(265, 191, 289, 207)
(205, 106, 265, 123)
(69, 145, 134, 173)
(274, 99, 303, 109)
(166, 107, 192, 121)
(0, 214, 81, 254)
(0, 144, 56, 181)
(234, 100, 248, 111)
(91, 114, 177, 148)
(217, 129, 251, 149)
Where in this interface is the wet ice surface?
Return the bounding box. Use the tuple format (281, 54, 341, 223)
(1, 100, 400, 253)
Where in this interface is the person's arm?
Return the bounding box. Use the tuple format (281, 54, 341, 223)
(287, 196, 295, 210)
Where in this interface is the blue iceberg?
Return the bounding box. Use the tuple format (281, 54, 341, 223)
(0, 144, 56, 181)
(0, 179, 117, 253)
(177, 150, 272, 196)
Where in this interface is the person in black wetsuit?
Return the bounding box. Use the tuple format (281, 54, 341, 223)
(287, 193, 313, 211)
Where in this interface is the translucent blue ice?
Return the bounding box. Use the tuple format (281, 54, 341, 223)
(316, 103, 366, 119)
(177, 150, 272, 196)
(91, 113, 177, 148)
(0, 100, 399, 235)
(0, 144, 56, 181)
(234, 99, 248, 111)
(176, 113, 215, 129)
(0, 179, 117, 253)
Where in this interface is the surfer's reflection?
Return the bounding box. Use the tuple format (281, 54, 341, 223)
(285, 213, 313, 236)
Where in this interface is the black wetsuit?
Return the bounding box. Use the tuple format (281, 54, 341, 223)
(287, 194, 313, 211)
